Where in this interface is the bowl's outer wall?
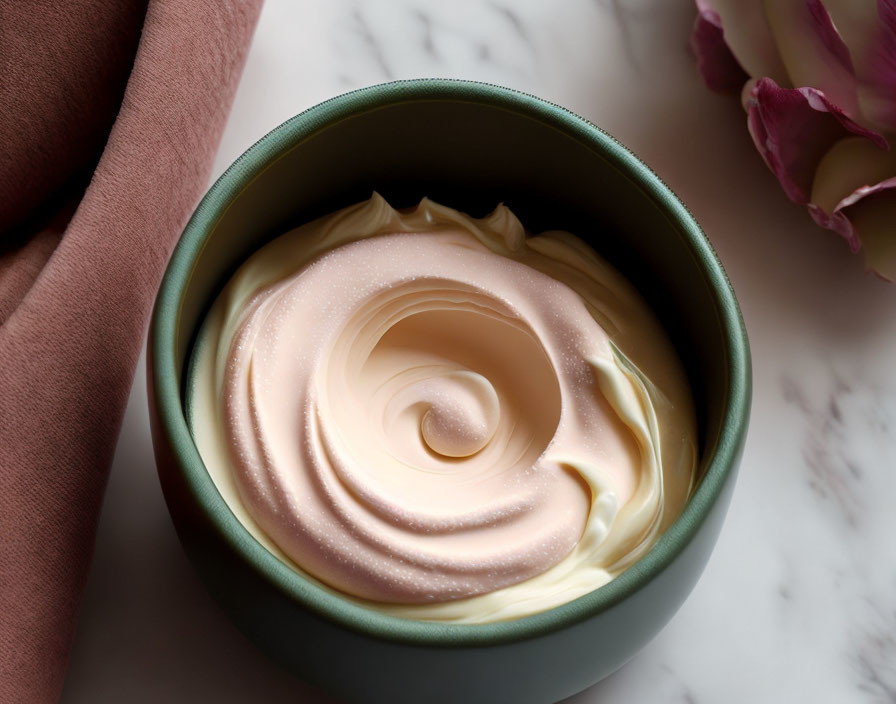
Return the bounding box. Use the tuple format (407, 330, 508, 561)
(151, 402, 739, 704)
(149, 82, 750, 704)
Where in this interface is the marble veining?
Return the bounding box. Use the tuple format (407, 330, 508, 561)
(781, 373, 864, 529)
(776, 366, 896, 703)
(349, 6, 394, 79)
(852, 600, 896, 703)
(782, 367, 895, 533)
(61, 1, 896, 703)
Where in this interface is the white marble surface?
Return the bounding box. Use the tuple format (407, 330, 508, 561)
(62, 1, 896, 702)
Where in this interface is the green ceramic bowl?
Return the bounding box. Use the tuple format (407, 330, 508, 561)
(149, 79, 750, 704)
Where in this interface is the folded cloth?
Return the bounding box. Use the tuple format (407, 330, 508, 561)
(0, 1, 263, 701)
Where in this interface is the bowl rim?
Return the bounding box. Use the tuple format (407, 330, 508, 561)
(150, 78, 751, 647)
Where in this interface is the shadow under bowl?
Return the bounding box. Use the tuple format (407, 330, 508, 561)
(148, 79, 751, 704)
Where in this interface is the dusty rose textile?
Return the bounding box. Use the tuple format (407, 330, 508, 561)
(0, 1, 262, 701)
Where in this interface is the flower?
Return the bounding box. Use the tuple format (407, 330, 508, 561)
(691, 0, 896, 280)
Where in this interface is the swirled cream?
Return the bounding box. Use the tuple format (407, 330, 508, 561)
(189, 194, 697, 623)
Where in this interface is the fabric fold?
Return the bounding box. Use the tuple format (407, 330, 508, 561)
(0, 2, 263, 702)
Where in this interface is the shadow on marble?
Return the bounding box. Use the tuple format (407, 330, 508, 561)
(61, 362, 336, 704)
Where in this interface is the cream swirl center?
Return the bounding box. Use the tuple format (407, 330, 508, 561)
(190, 195, 697, 621)
(416, 371, 499, 458)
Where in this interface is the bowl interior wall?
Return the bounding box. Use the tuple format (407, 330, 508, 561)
(176, 98, 729, 467)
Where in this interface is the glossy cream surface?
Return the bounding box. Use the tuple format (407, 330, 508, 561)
(189, 195, 696, 622)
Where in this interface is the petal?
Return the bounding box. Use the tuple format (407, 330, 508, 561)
(763, 0, 859, 116)
(810, 136, 896, 212)
(850, 186, 896, 281)
(824, 0, 896, 130)
(699, 0, 790, 83)
(744, 78, 888, 205)
(822, 0, 880, 56)
(809, 136, 896, 271)
(691, 1, 749, 92)
(862, 0, 896, 130)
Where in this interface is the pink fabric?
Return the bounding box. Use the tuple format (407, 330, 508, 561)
(0, 1, 262, 702)
(0, 0, 147, 237)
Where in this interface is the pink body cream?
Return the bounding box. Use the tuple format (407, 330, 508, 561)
(189, 194, 697, 623)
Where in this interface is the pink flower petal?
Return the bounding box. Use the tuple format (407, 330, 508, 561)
(764, 0, 859, 116)
(810, 179, 896, 279)
(864, 0, 896, 129)
(808, 0, 855, 69)
(691, 1, 749, 92)
(823, 0, 880, 52)
(825, 0, 896, 130)
(808, 201, 864, 252)
(697, 0, 790, 83)
(809, 135, 896, 275)
(851, 184, 896, 281)
(744, 77, 888, 205)
(810, 176, 896, 220)
(876, 0, 896, 81)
